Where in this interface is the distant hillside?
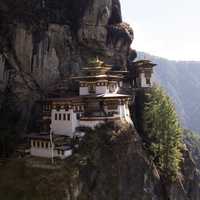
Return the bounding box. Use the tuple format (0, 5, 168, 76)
(137, 52, 200, 133)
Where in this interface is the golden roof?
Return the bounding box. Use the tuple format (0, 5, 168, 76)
(82, 58, 112, 75)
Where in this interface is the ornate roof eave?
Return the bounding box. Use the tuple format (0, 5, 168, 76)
(71, 75, 124, 81)
(133, 60, 156, 69)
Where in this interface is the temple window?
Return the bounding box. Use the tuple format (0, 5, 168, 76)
(41, 142, 44, 148)
(88, 84, 96, 94)
(65, 105, 69, 111)
(76, 113, 80, 120)
(37, 141, 40, 148)
(59, 114, 62, 120)
(32, 141, 36, 147)
(109, 83, 116, 93)
(67, 114, 71, 121)
(45, 142, 49, 148)
(146, 78, 151, 85)
(63, 114, 66, 120)
(55, 113, 57, 120)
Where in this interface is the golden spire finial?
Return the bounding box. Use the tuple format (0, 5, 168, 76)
(88, 57, 103, 67)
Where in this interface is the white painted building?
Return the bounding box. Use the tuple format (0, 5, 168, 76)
(132, 60, 156, 88)
(50, 109, 79, 137)
(29, 134, 72, 159)
(46, 59, 133, 138)
(29, 59, 137, 159)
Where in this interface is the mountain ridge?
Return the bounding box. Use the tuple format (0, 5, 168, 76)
(138, 51, 200, 132)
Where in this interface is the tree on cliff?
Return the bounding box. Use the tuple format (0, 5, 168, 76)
(143, 86, 183, 181)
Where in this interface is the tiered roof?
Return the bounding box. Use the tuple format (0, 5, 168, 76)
(73, 58, 124, 81)
(134, 60, 156, 71)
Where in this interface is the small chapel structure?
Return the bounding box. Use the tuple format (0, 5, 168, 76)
(29, 58, 155, 159)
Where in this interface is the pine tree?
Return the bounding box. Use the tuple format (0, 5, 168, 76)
(143, 86, 183, 181)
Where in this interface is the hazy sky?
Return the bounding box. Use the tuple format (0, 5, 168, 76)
(121, 0, 200, 61)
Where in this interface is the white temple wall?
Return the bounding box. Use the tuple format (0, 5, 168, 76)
(50, 109, 79, 137)
(140, 73, 152, 88)
(31, 147, 52, 158)
(80, 120, 103, 129)
(118, 105, 125, 117)
(63, 149, 73, 158)
(140, 73, 147, 87)
(54, 149, 72, 159)
(96, 86, 108, 94)
(118, 104, 133, 124)
(115, 85, 119, 93)
(31, 146, 72, 159)
(80, 87, 89, 95)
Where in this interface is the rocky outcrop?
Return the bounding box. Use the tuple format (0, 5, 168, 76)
(0, 0, 134, 132)
(77, 124, 164, 200)
(0, 123, 165, 200)
(0, 1, 200, 200)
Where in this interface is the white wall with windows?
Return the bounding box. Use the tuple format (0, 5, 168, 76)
(30, 140, 52, 158)
(30, 140, 72, 159)
(140, 73, 152, 88)
(50, 109, 81, 137)
(79, 81, 119, 96)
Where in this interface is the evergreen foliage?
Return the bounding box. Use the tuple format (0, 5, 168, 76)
(183, 130, 200, 169)
(143, 86, 183, 181)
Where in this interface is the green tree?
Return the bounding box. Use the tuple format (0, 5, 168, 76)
(143, 86, 183, 181)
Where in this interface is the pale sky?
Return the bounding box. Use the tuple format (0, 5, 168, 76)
(121, 0, 200, 61)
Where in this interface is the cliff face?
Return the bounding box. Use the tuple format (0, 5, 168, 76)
(0, 0, 133, 89)
(1, 124, 200, 200)
(0, 1, 200, 200)
(0, 124, 165, 200)
(0, 0, 134, 131)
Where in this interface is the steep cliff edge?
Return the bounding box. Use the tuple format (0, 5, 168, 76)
(0, 123, 200, 200)
(0, 124, 165, 200)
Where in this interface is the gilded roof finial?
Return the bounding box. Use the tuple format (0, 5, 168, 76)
(88, 57, 103, 68)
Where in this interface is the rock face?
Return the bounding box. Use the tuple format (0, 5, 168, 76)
(77, 125, 164, 200)
(0, 0, 134, 131)
(0, 124, 165, 200)
(0, 1, 200, 200)
(0, 0, 133, 87)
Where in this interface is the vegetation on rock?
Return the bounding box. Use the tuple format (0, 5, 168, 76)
(183, 130, 200, 169)
(143, 86, 183, 181)
(0, 122, 164, 200)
